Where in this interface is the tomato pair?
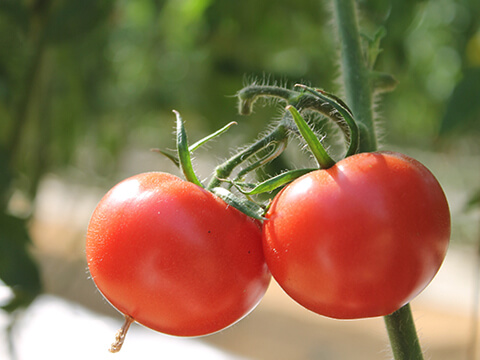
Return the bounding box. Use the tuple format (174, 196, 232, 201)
(86, 151, 450, 345)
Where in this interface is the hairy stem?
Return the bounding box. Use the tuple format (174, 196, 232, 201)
(384, 304, 424, 360)
(206, 125, 288, 190)
(332, 0, 376, 153)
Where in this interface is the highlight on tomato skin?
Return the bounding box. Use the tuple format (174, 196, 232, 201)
(262, 151, 451, 320)
(86, 172, 271, 350)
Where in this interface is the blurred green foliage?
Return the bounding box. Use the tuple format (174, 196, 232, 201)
(0, 0, 479, 311)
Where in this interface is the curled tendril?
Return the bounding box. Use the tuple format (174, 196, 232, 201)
(237, 85, 301, 115)
(235, 84, 359, 158)
(286, 105, 335, 169)
(234, 140, 287, 181)
(294, 84, 359, 157)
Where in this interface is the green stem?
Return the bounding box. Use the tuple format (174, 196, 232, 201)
(295, 85, 359, 157)
(237, 85, 300, 115)
(332, 1, 423, 359)
(332, 0, 376, 153)
(384, 304, 424, 360)
(206, 125, 288, 190)
(234, 140, 286, 181)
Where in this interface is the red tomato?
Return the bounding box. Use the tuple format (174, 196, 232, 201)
(86, 172, 270, 336)
(262, 151, 450, 319)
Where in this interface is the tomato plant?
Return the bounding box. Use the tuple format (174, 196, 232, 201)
(262, 151, 450, 319)
(86, 172, 270, 348)
(86, 79, 451, 359)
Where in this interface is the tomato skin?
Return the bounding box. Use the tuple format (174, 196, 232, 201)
(262, 151, 450, 319)
(86, 172, 270, 336)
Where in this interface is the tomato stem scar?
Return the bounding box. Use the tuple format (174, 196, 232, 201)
(109, 314, 134, 353)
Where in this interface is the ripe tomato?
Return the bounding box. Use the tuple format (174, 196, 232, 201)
(86, 172, 270, 337)
(262, 151, 450, 319)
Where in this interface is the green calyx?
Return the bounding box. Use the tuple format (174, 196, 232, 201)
(154, 84, 361, 218)
(236, 83, 361, 162)
(155, 111, 238, 188)
(286, 105, 335, 169)
(294, 84, 359, 158)
(174, 110, 203, 187)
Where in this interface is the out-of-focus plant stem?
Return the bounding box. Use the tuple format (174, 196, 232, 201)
(332, 0, 377, 153)
(7, 0, 50, 167)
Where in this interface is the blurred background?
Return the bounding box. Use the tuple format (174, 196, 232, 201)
(1, 0, 480, 359)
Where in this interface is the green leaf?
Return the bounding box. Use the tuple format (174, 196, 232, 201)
(211, 187, 265, 220)
(0, 213, 42, 312)
(440, 67, 480, 135)
(361, 26, 387, 69)
(370, 71, 398, 93)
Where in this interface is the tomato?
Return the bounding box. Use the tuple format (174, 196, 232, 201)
(262, 151, 450, 319)
(86, 172, 270, 337)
